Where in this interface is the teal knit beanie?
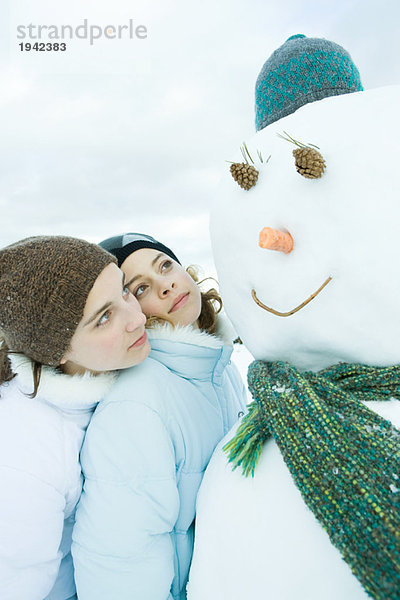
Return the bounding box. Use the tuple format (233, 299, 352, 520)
(255, 34, 363, 131)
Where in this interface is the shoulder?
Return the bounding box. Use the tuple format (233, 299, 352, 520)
(108, 358, 171, 398)
(7, 353, 116, 410)
(0, 376, 64, 437)
(0, 379, 75, 493)
(93, 358, 173, 419)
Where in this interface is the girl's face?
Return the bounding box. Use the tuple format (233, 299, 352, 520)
(60, 263, 150, 375)
(121, 248, 202, 328)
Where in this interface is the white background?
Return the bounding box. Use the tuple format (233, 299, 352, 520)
(1, 0, 400, 274)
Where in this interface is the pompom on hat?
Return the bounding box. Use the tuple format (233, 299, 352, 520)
(0, 236, 116, 368)
(99, 232, 181, 267)
(255, 34, 363, 131)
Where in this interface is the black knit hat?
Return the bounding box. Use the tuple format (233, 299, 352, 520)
(99, 233, 181, 268)
(0, 236, 116, 367)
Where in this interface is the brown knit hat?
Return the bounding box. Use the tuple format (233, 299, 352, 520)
(0, 236, 117, 370)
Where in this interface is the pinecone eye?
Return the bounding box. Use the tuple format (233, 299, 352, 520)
(230, 162, 259, 190)
(278, 132, 326, 179)
(293, 147, 326, 179)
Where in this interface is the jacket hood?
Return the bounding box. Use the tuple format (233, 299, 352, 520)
(147, 318, 234, 382)
(146, 313, 237, 348)
(8, 353, 116, 411)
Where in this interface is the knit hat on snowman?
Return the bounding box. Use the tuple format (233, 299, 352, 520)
(255, 34, 363, 131)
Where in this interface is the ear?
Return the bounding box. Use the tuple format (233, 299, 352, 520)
(59, 356, 67, 365)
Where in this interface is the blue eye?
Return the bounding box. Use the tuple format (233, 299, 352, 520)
(123, 285, 130, 297)
(97, 310, 111, 327)
(134, 284, 147, 298)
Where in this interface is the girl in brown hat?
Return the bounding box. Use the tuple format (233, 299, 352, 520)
(0, 235, 150, 600)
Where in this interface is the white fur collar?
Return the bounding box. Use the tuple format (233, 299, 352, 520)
(146, 313, 236, 349)
(9, 353, 116, 409)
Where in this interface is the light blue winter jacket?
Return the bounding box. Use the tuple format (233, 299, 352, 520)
(72, 322, 247, 600)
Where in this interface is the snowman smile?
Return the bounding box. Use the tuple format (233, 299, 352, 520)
(251, 276, 332, 317)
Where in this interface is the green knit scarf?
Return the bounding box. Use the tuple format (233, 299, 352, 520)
(224, 361, 400, 600)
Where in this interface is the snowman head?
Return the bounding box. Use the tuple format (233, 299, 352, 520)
(211, 35, 400, 370)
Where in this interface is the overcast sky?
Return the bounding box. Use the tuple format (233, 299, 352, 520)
(1, 0, 400, 273)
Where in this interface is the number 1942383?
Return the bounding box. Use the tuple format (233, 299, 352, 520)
(19, 42, 67, 51)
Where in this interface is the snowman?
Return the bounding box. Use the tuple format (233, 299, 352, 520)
(187, 35, 400, 600)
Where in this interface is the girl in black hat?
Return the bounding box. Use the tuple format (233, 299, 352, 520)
(72, 232, 248, 600)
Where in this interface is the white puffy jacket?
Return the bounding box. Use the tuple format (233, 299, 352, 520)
(0, 354, 115, 600)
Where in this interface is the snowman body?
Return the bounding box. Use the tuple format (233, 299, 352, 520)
(187, 86, 400, 599)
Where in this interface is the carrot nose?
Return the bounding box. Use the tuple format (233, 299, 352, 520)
(259, 227, 294, 254)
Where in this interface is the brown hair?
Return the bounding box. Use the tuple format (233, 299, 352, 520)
(145, 265, 222, 335)
(29, 361, 43, 398)
(0, 338, 14, 389)
(0, 336, 43, 398)
(186, 266, 222, 335)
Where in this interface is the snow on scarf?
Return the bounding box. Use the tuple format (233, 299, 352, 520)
(224, 361, 400, 600)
